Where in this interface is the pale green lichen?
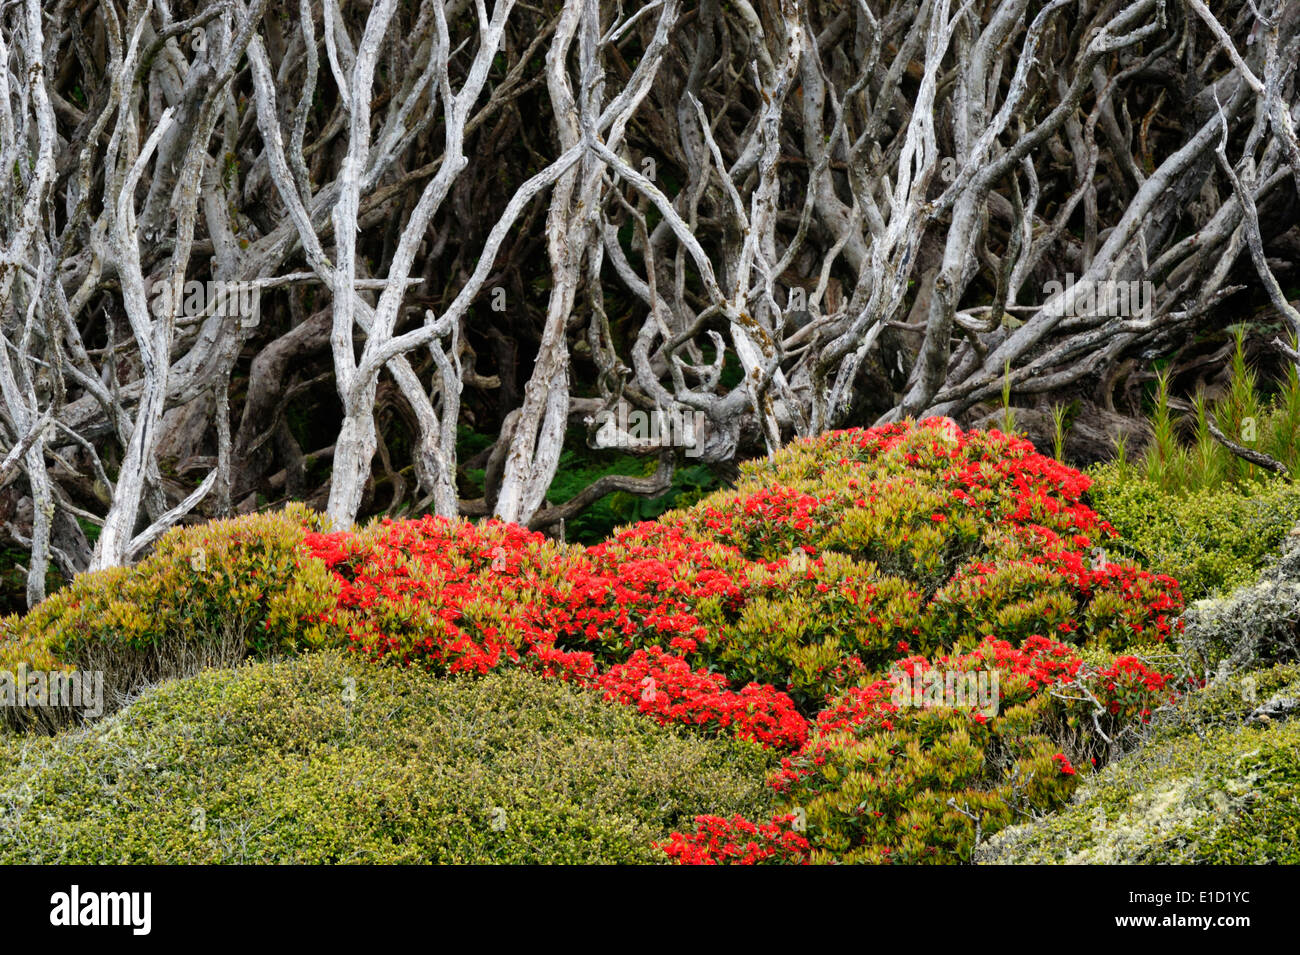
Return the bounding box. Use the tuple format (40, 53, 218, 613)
(976, 666, 1300, 864)
(1179, 528, 1300, 672)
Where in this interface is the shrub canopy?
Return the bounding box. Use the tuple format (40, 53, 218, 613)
(1, 420, 1191, 863)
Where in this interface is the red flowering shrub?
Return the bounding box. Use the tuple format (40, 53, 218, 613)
(294, 417, 1182, 713)
(671, 634, 1184, 864)
(649, 419, 1184, 702)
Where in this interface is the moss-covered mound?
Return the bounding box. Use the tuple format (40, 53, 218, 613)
(975, 665, 1300, 864)
(0, 653, 778, 863)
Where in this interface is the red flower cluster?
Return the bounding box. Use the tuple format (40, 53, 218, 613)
(812, 633, 1087, 737)
(689, 486, 829, 558)
(302, 516, 554, 674)
(1094, 654, 1179, 719)
(813, 678, 900, 735)
(300, 516, 809, 746)
(597, 647, 808, 749)
(539, 523, 746, 661)
(657, 813, 810, 865)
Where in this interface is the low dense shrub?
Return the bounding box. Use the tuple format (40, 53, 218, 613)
(0, 653, 780, 863)
(1087, 468, 1300, 600)
(1, 505, 338, 731)
(973, 529, 1300, 865)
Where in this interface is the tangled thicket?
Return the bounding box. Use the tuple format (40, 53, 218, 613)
(2, 420, 1192, 862)
(0, 0, 1298, 615)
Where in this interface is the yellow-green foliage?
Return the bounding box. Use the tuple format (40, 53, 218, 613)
(792, 697, 1079, 864)
(819, 477, 986, 590)
(724, 554, 920, 706)
(0, 616, 61, 675)
(0, 653, 779, 863)
(0, 505, 340, 730)
(929, 561, 1079, 646)
(1088, 468, 1300, 600)
(975, 665, 1300, 864)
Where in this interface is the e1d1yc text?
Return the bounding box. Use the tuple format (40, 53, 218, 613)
(1130, 891, 1250, 906)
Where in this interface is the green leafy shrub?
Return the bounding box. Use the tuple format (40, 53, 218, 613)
(525, 436, 719, 544)
(1088, 468, 1300, 601)
(0, 505, 339, 731)
(0, 653, 778, 863)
